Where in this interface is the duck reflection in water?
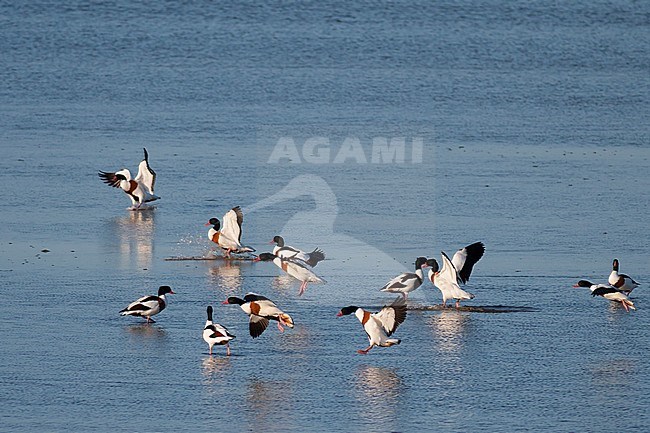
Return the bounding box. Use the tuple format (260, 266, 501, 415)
(245, 378, 294, 430)
(427, 310, 471, 355)
(588, 358, 636, 387)
(355, 365, 403, 424)
(124, 323, 167, 340)
(201, 356, 232, 378)
(111, 210, 155, 270)
(207, 260, 244, 293)
(200, 356, 233, 397)
(270, 274, 297, 293)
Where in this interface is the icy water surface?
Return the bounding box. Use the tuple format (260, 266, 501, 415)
(1, 1, 649, 432)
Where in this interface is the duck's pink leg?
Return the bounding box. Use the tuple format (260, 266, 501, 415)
(277, 322, 285, 332)
(357, 345, 373, 355)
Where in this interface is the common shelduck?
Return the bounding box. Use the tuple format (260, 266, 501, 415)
(573, 280, 636, 312)
(222, 293, 294, 338)
(428, 242, 484, 308)
(380, 257, 430, 300)
(336, 297, 407, 355)
(99, 148, 160, 210)
(608, 259, 639, 294)
(254, 252, 325, 296)
(119, 285, 175, 323)
(205, 206, 256, 258)
(270, 235, 325, 267)
(203, 305, 236, 355)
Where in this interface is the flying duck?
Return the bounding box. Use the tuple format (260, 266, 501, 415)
(573, 280, 636, 312)
(222, 293, 294, 338)
(203, 305, 235, 355)
(99, 148, 160, 210)
(270, 235, 326, 267)
(206, 206, 256, 258)
(119, 285, 174, 323)
(380, 257, 431, 300)
(608, 259, 639, 295)
(336, 297, 407, 355)
(254, 252, 325, 296)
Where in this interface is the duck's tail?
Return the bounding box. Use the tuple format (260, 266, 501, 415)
(383, 339, 401, 347)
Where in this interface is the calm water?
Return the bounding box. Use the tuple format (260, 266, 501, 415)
(1, 1, 649, 431)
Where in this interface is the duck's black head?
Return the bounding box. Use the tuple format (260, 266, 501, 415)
(426, 258, 439, 273)
(573, 280, 593, 288)
(336, 306, 359, 317)
(222, 296, 245, 305)
(116, 173, 127, 181)
(206, 305, 213, 320)
(271, 235, 284, 247)
(206, 218, 220, 229)
(612, 258, 619, 271)
(158, 285, 175, 296)
(415, 256, 428, 269)
(254, 252, 276, 262)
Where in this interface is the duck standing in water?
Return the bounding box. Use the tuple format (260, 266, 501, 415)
(380, 257, 431, 300)
(203, 306, 236, 355)
(608, 258, 639, 295)
(120, 285, 175, 323)
(428, 242, 485, 308)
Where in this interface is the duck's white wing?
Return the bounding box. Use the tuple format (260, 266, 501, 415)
(134, 148, 156, 195)
(284, 257, 326, 283)
(244, 294, 284, 318)
(373, 298, 407, 336)
(440, 251, 459, 285)
(222, 206, 244, 243)
(451, 242, 485, 284)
